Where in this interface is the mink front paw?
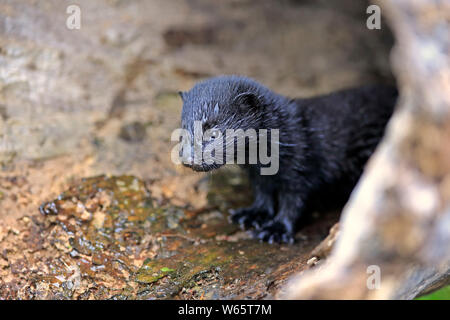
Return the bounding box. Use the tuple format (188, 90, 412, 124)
(229, 207, 270, 230)
(252, 220, 295, 244)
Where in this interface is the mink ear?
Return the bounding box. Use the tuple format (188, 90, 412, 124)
(178, 91, 185, 101)
(233, 92, 260, 112)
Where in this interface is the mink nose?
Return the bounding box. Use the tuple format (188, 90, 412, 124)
(182, 154, 194, 166)
(179, 145, 194, 166)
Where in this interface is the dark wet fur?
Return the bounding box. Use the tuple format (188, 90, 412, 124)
(180, 75, 397, 243)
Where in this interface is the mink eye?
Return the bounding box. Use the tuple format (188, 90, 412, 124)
(203, 122, 212, 131)
(209, 129, 220, 141)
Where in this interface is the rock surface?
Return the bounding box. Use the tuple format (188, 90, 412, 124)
(0, 173, 337, 299)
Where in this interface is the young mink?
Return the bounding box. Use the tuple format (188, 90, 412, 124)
(179, 75, 397, 243)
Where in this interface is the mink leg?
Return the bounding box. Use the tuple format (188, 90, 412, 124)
(253, 192, 304, 244)
(229, 185, 275, 230)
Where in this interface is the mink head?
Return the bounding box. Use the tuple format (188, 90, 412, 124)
(178, 75, 273, 172)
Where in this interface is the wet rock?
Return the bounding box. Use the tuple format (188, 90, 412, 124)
(0, 174, 337, 299)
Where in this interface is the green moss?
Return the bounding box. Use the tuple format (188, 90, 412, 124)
(135, 264, 176, 284)
(160, 267, 175, 273)
(135, 243, 228, 286)
(416, 285, 450, 300)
